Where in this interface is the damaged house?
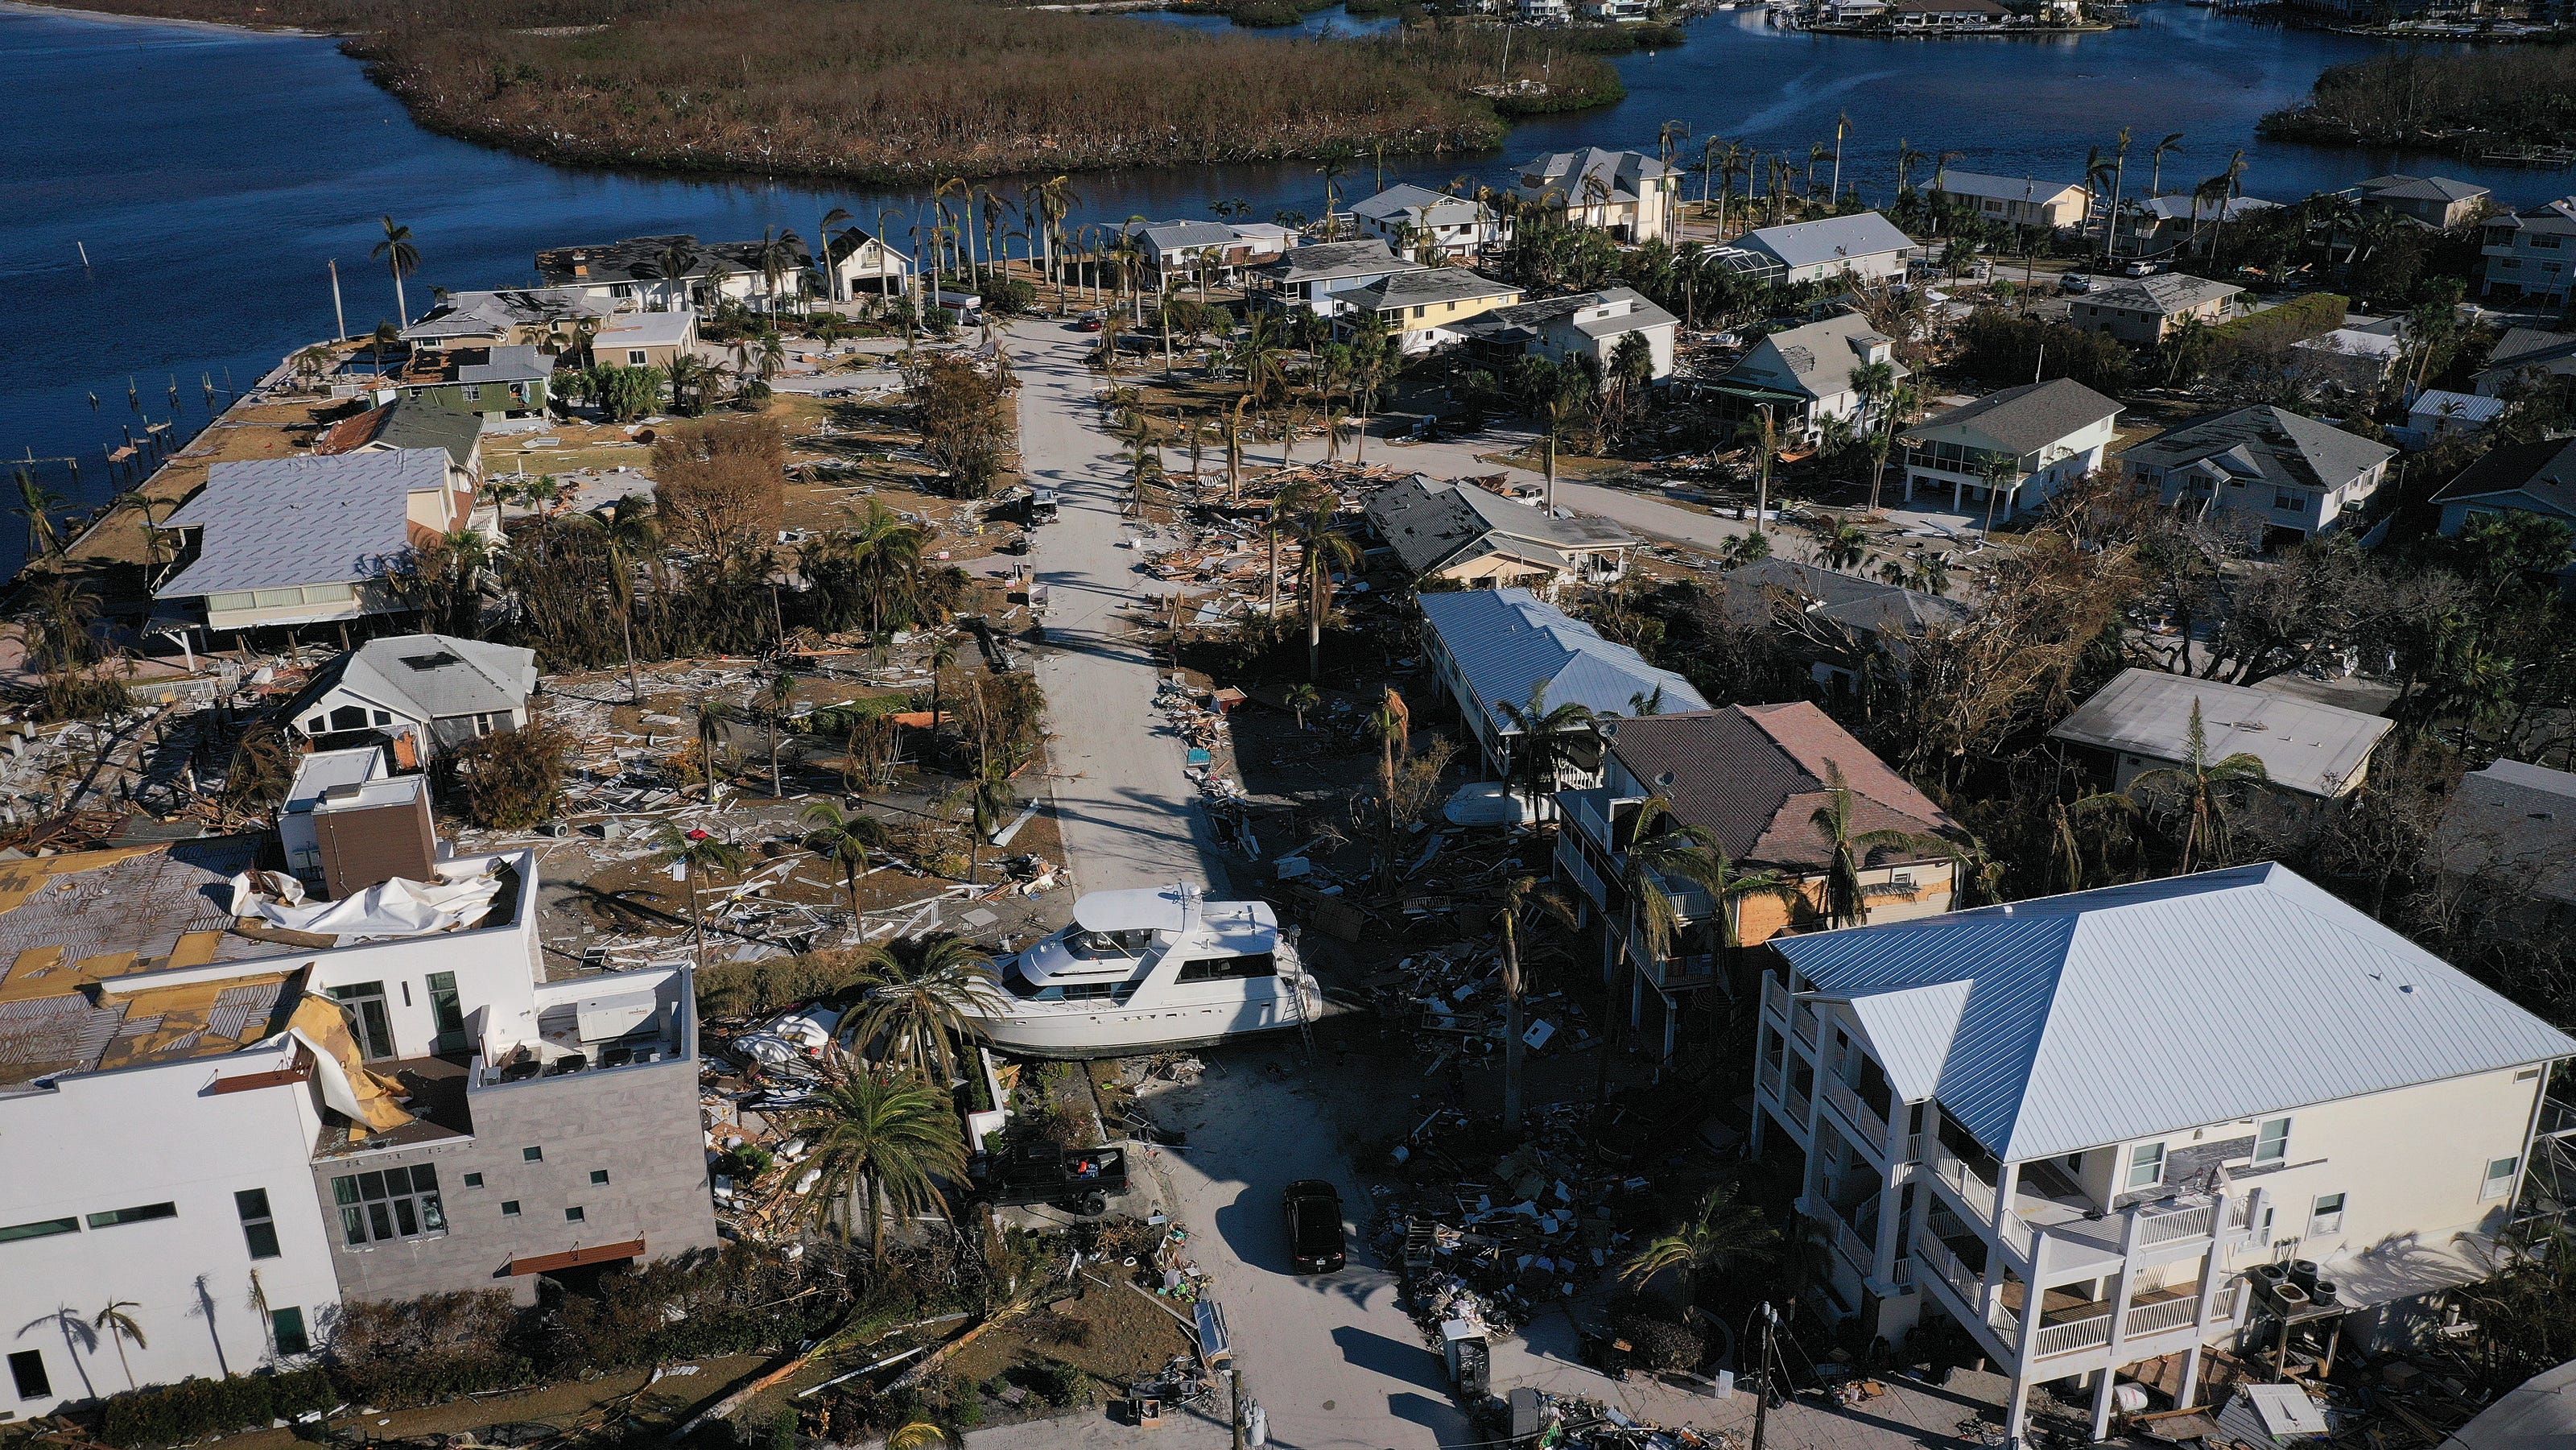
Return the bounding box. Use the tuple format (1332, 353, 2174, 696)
(284, 634, 539, 766)
(1365, 474, 1637, 596)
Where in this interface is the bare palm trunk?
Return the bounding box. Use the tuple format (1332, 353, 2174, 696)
(1501, 923, 1527, 1130)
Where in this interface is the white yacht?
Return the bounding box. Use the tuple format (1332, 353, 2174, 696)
(975, 884, 1315, 1059)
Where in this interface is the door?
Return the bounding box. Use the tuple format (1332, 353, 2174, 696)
(426, 972, 467, 1056)
(329, 982, 397, 1061)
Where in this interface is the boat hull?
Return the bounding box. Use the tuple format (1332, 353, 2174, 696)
(974, 979, 1314, 1060)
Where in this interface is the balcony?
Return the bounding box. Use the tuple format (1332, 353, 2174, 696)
(2021, 1280, 2246, 1362)
(1821, 1076, 1891, 1152)
(1554, 834, 1608, 908)
(1758, 1055, 1785, 1102)
(1920, 1138, 2241, 1274)
(1784, 1085, 1813, 1133)
(1761, 973, 1791, 1026)
(1825, 1204, 1877, 1279)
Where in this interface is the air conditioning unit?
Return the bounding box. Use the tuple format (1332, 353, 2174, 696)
(575, 990, 658, 1043)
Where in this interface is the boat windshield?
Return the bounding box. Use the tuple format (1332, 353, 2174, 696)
(1068, 927, 1154, 960)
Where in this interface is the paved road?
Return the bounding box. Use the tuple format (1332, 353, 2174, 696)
(1013, 323, 1233, 899)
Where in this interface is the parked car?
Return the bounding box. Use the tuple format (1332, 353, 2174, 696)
(2059, 272, 2093, 295)
(1074, 310, 1104, 333)
(1282, 1179, 1346, 1273)
(2123, 259, 2161, 277)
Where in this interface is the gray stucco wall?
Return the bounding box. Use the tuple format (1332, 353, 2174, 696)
(310, 1056, 717, 1307)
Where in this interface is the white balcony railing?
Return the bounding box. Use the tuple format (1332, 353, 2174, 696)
(2124, 1295, 2202, 1336)
(2137, 1199, 2217, 1246)
(1913, 1229, 1983, 1311)
(2035, 1312, 2113, 1359)
(1831, 1210, 1876, 1279)
(1823, 1076, 1890, 1150)
(1758, 1055, 1785, 1101)
(1791, 1002, 1820, 1047)
(1554, 837, 1607, 907)
(1785, 1087, 1813, 1131)
(1761, 973, 1791, 1024)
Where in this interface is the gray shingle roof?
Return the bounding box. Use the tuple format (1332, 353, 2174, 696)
(456, 345, 554, 384)
(2432, 436, 2576, 519)
(1772, 861, 2576, 1162)
(1743, 212, 1917, 271)
(1596, 702, 1956, 868)
(1420, 588, 1706, 733)
(2359, 174, 2491, 204)
(1344, 268, 1517, 312)
(1365, 475, 1632, 577)
(1135, 218, 1238, 254)
(2483, 327, 2576, 378)
(2087, 271, 2240, 315)
(400, 287, 610, 341)
(1931, 171, 2083, 204)
(1351, 184, 1487, 225)
(1464, 287, 1677, 341)
(1263, 240, 1421, 284)
(1903, 378, 2120, 456)
(1516, 147, 1670, 204)
(2438, 758, 2576, 907)
(291, 634, 538, 725)
(535, 233, 811, 287)
(1723, 312, 1909, 402)
(2123, 404, 2395, 494)
(2047, 667, 2393, 799)
(1718, 558, 1967, 634)
(376, 403, 485, 471)
(158, 451, 448, 599)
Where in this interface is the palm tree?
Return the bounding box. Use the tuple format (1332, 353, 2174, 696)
(1738, 404, 1781, 537)
(1294, 500, 1360, 680)
(653, 825, 747, 970)
(1496, 681, 1596, 820)
(887, 1422, 952, 1450)
(817, 206, 855, 304)
(1286, 682, 1320, 730)
(799, 800, 888, 919)
(947, 766, 1017, 885)
(1810, 762, 1926, 928)
(2148, 132, 2186, 201)
(2106, 126, 2134, 262)
(2124, 701, 2268, 874)
(1540, 394, 1573, 514)
(845, 937, 1004, 1083)
(93, 1299, 147, 1390)
(654, 238, 699, 309)
(793, 1055, 969, 1257)
(371, 216, 419, 326)
(1620, 1184, 1778, 1299)
(925, 636, 960, 746)
(766, 668, 798, 796)
(693, 699, 737, 801)
(15, 469, 67, 560)
(1493, 873, 1575, 1132)
(1317, 154, 1352, 239)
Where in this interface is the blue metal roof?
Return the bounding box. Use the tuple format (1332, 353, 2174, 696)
(1776, 863, 2576, 1162)
(1419, 588, 1706, 733)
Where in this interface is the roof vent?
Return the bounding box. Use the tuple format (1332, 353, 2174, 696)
(1656, 771, 1677, 788)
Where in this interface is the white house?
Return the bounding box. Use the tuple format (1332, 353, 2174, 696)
(1710, 312, 1909, 444)
(1456, 287, 1679, 382)
(1254, 240, 1426, 316)
(1897, 378, 2123, 523)
(0, 838, 717, 1414)
(1349, 184, 1508, 260)
(1513, 148, 1680, 243)
(1727, 211, 1917, 287)
(154, 451, 474, 638)
(2048, 667, 2395, 801)
(1416, 587, 1706, 779)
(2432, 436, 2576, 543)
(283, 634, 539, 768)
(1752, 862, 2575, 1443)
(535, 233, 815, 313)
(821, 227, 914, 300)
(1931, 170, 2091, 229)
(2123, 404, 2396, 545)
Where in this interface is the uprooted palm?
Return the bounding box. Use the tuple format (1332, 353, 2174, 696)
(843, 936, 1005, 1084)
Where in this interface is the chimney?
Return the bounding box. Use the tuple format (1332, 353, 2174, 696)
(312, 776, 438, 900)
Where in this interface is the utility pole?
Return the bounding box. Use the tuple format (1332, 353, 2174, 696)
(1229, 1367, 1246, 1450)
(1752, 1302, 1780, 1450)
(328, 259, 347, 342)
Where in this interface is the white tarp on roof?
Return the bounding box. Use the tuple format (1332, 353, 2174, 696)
(231, 861, 502, 938)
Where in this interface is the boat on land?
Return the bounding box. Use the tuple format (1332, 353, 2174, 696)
(975, 883, 1315, 1058)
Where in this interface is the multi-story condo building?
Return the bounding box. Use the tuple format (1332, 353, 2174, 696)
(1750, 864, 2574, 1442)
(0, 828, 714, 1415)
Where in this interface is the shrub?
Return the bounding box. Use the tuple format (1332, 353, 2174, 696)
(654, 415, 786, 558)
(97, 1367, 340, 1448)
(2209, 291, 2349, 363)
(770, 1406, 797, 1450)
(1614, 1315, 1703, 1374)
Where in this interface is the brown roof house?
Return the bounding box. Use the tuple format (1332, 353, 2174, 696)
(1554, 702, 1960, 1059)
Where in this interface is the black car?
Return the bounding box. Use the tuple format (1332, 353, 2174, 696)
(1282, 1179, 1346, 1274)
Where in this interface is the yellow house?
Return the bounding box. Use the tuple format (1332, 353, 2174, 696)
(1337, 269, 1522, 355)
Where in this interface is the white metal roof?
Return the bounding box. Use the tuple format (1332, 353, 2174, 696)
(1772, 862, 2576, 1163)
(2048, 667, 2393, 799)
(159, 449, 448, 598)
(1742, 212, 1916, 271)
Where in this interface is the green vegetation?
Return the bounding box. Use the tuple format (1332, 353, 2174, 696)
(2206, 291, 2347, 361)
(2261, 48, 2576, 147)
(98, 1369, 340, 1448)
(39, 0, 1623, 180)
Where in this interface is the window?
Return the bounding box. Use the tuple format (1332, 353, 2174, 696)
(2483, 1156, 2521, 1200)
(2274, 490, 2307, 513)
(627, 349, 649, 366)
(590, 1170, 611, 1185)
(10, 1349, 50, 1400)
(329, 982, 396, 1061)
(463, 1172, 484, 1188)
(460, 385, 483, 403)
(2536, 233, 2563, 249)
(270, 1307, 309, 1357)
(2253, 1117, 2291, 1167)
(523, 1146, 544, 1163)
(0, 1217, 78, 1244)
(565, 1206, 586, 1223)
(87, 1202, 178, 1229)
(502, 1200, 522, 1217)
(1175, 952, 1278, 983)
(236, 1188, 281, 1260)
(2126, 1142, 2166, 1190)
(369, 708, 391, 725)
(2309, 1192, 2347, 1236)
(329, 1165, 445, 1246)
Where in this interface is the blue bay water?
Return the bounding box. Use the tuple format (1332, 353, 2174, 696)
(0, 1, 2554, 575)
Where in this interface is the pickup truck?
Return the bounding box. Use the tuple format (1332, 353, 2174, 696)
(968, 1142, 1129, 1216)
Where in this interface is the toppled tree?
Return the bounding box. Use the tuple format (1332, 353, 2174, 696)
(445, 721, 576, 830)
(653, 415, 786, 559)
(911, 355, 1013, 499)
